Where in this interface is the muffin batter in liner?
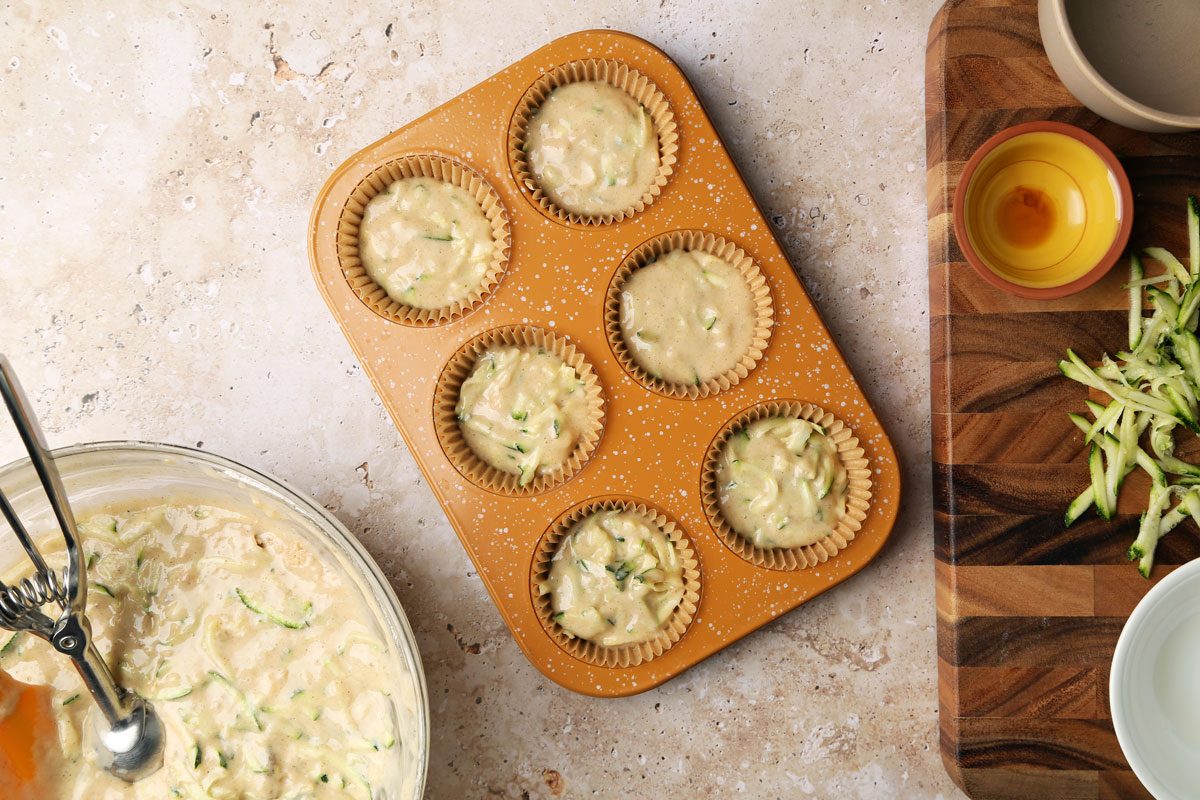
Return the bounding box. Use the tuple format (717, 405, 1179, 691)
(434, 326, 605, 495)
(532, 498, 701, 668)
(336, 153, 510, 326)
(702, 401, 872, 570)
(606, 230, 773, 398)
(508, 59, 678, 225)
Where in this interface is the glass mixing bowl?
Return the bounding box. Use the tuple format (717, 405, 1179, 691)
(0, 441, 429, 799)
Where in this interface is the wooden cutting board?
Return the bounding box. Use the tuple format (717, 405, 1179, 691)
(927, 1, 1200, 798)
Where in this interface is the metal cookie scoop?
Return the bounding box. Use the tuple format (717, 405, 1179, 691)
(0, 355, 163, 782)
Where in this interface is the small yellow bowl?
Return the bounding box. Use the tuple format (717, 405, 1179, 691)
(954, 121, 1132, 299)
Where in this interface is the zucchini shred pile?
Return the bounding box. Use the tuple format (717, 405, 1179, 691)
(1059, 196, 1200, 577)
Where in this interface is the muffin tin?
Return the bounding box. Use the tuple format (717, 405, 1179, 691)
(308, 29, 900, 696)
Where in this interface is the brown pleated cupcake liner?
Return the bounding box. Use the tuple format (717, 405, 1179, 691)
(531, 498, 701, 668)
(433, 326, 605, 496)
(604, 230, 774, 398)
(335, 153, 511, 326)
(701, 401, 873, 571)
(507, 59, 678, 225)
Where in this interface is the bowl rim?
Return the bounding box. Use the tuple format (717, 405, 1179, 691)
(0, 439, 431, 798)
(1110, 558, 1200, 800)
(952, 120, 1133, 300)
(1043, 0, 1200, 130)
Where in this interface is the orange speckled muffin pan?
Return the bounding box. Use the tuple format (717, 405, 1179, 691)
(308, 29, 901, 697)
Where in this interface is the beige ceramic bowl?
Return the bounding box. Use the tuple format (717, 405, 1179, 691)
(1039, 0, 1200, 133)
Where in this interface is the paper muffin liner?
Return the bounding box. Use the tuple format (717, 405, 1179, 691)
(433, 326, 606, 495)
(531, 498, 701, 668)
(605, 230, 774, 398)
(702, 401, 873, 570)
(336, 153, 511, 326)
(508, 59, 678, 225)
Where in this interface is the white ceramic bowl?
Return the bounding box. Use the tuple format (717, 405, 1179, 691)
(0, 441, 430, 798)
(1110, 558, 1200, 799)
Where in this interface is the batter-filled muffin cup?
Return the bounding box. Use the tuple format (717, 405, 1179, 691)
(606, 230, 773, 398)
(532, 498, 701, 668)
(434, 326, 605, 495)
(702, 401, 873, 570)
(508, 59, 678, 225)
(336, 154, 511, 326)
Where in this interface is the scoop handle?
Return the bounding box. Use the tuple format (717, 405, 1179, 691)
(0, 355, 164, 781)
(0, 356, 76, 600)
(51, 614, 132, 727)
(51, 612, 163, 780)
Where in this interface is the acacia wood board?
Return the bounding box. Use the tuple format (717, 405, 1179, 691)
(927, 1, 1200, 798)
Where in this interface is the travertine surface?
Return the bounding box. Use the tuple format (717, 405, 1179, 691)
(0, 1, 957, 797)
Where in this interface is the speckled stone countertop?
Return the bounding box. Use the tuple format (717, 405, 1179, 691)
(0, 1, 956, 797)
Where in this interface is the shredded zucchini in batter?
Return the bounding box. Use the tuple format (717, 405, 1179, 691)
(455, 346, 589, 485)
(717, 418, 848, 549)
(0, 502, 419, 800)
(540, 510, 683, 646)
